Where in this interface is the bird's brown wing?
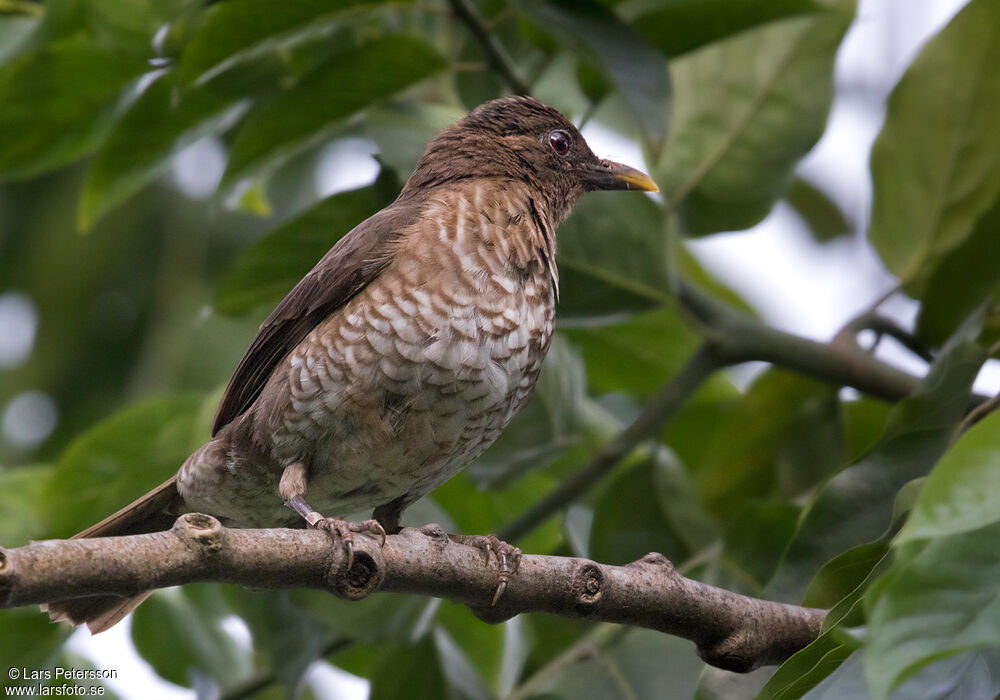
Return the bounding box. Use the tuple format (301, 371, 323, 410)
(212, 200, 419, 435)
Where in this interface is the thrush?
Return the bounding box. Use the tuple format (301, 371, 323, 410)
(44, 96, 657, 632)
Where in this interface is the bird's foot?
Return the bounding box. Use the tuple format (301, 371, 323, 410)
(306, 513, 387, 570)
(450, 533, 522, 606)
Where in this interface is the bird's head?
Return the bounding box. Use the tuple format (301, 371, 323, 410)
(402, 96, 657, 223)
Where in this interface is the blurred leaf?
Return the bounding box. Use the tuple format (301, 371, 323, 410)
(221, 36, 444, 188)
(915, 195, 1000, 346)
(521, 628, 702, 700)
(839, 398, 891, 463)
(79, 73, 249, 229)
(369, 637, 450, 700)
(590, 455, 688, 565)
(0, 607, 68, 676)
(132, 585, 252, 689)
(291, 589, 426, 644)
(215, 184, 383, 315)
(0, 15, 39, 63)
(365, 101, 465, 179)
(655, 6, 851, 235)
(869, 0, 1000, 288)
(768, 342, 985, 602)
(222, 588, 328, 695)
(694, 370, 840, 516)
(865, 520, 1000, 698)
(178, 0, 396, 83)
(433, 626, 495, 700)
(74, 0, 190, 56)
(436, 602, 514, 696)
(519, 0, 671, 152)
(653, 446, 720, 552)
(785, 177, 851, 242)
(0, 464, 51, 546)
(557, 192, 670, 320)
(0, 38, 148, 179)
(723, 500, 800, 588)
(895, 408, 1000, 545)
(632, 0, 823, 58)
(564, 307, 706, 398)
(40, 393, 204, 538)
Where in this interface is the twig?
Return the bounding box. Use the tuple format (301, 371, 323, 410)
(446, 0, 531, 95)
(1, 514, 825, 673)
(835, 312, 934, 363)
(678, 281, 942, 403)
(498, 343, 724, 542)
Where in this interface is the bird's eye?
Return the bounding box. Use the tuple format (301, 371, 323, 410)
(548, 130, 570, 157)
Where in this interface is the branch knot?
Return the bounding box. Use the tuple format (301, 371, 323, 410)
(326, 547, 384, 601)
(572, 561, 605, 611)
(173, 513, 224, 553)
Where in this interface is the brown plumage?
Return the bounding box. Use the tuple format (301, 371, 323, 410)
(45, 96, 657, 632)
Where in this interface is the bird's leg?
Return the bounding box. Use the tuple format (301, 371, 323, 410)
(372, 495, 408, 535)
(449, 533, 522, 606)
(280, 463, 386, 569)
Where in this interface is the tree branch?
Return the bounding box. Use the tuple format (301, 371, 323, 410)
(446, 0, 531, 95)
(1, 513, 824, 673)
(678, 281, 937, 403)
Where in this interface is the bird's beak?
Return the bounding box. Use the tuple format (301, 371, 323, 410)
(584, 159, 659, 192)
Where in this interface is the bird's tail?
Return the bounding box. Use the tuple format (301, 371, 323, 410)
(42, 476, 182, 634)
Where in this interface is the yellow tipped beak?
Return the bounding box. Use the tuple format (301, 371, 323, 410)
(586, 159, 659, 192)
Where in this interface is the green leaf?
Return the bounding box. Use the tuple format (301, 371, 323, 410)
(556, 192, 670, 321)
(0, 464, 51, 547)
(79, 73, 249, 229)
(768, 342, 986, 602)
(864, 520, 1000, 698)
(654, 6, 852, 235)
(435, 602, 512, 696)
(694, 370, 841, 517)
(630, 0, 823, 59)
(785, 177, 852, 242)
(564, 307, 705, 398)
(805, 647, 1000, 700)
(0, 15, 39, 63)
(518, 0, 671, 152)
(723, 500, 800, 589)
(518, 628, 703, 700)
(178, 0, 395, 83)
(915, 195, 1000, 345)
(132, 585, 252, 689)
(214, 184, 384, 315)
(222, 588, 328, 695)
(39, 393, 205, 538)
(869, 0, 1000, 287)
(0, 38, 148, 179)
(0, 607, 68, 676)
(369, 638, 450, 700)
(895, 409, 1000, 545)
(755, 545, 891, 700)
(364, 101, 465, 180)
(221, 36, 444, 188)
(590, 456, 689, 565)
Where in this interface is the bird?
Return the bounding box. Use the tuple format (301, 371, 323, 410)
(44, 95, 657, 632)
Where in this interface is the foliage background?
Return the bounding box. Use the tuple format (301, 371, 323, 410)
(1, 0, 999, 698)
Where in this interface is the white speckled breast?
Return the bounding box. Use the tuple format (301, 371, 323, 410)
(180, 181, 557, 527)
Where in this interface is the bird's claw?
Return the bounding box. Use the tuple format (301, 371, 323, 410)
(309, 516, 387, 570)
(452, 533, 521, 606)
